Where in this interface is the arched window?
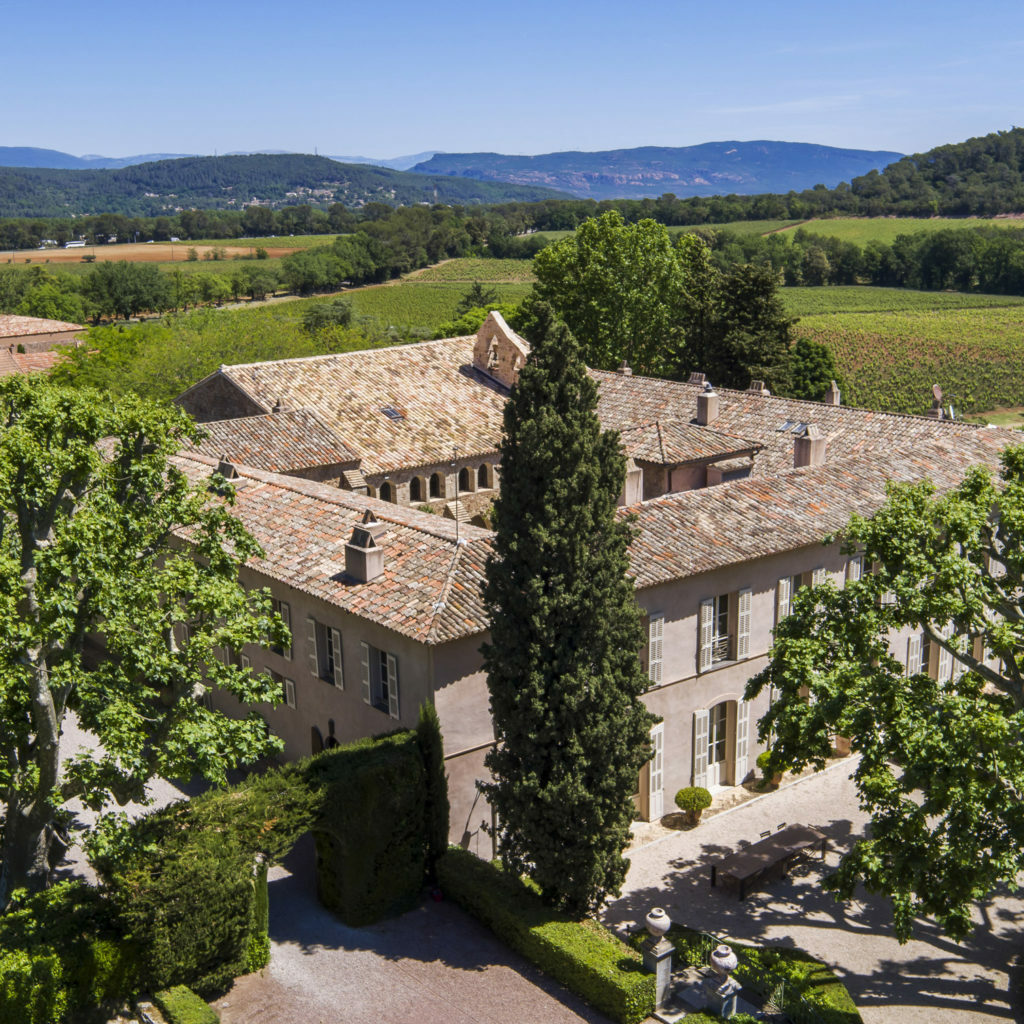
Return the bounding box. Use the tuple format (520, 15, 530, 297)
(410, 477, 424, 502)
(379, 481, 395, 503)
(429, 472, 443, 498)
(478, 464, 491, 488)
(366, 485, 377, 499)
(458, 467, 471, 492)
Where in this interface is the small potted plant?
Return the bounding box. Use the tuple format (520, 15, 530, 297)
(757, 750, 785, 787)
(674, 786, 712, 826)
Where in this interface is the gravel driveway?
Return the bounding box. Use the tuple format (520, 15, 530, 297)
(605, 759, 1023, 1024)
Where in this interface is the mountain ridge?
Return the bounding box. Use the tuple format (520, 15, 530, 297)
(411, 141, 905, 199)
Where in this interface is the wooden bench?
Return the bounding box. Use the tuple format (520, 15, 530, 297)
(710, 825, 828, 900)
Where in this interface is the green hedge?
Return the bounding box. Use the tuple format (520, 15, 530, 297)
(153, 985, 220, 1024)
(437, 848, 654, 1024)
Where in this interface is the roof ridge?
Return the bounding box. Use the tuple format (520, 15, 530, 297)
(426, 543, 467, 643)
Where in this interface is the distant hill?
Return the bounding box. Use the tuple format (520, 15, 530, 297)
(411, 141, 905, 199)
(0, 154, 569, 217)
(0, 147, 199, 169)
(329, 152, 439, 170)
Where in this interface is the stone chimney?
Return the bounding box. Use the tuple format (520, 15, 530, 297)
(825, 380, 841, 406)
(696, 382, 720, 426)
(271, 395, 292, 413)
(928, 384, 944, 420)
(216, 454, 239, 480)
(794, 424, 826, 468)
(345, 509, 388, 583)
(617, 360, 633, 376)
(747, 379, 770, 396)
(687, 371, 706, 386)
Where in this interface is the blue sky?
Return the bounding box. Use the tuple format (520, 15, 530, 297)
(5, 0, 1023, 159)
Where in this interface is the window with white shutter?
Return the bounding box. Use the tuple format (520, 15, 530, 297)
(648, 722, 664, 820)
(735, 700, 750, 781)
(329, 627, 344, 689)
(776, 576, 791, 623)
(360, 642, 371, 705)
(648, 615, 664, 684)
(699, 599, 714, 673)
(937, 626, 954, 684)
(240, 653, 251, 671)
(284, 678, 296, 709)
(846, 555, 863, 584)
(306, 618, 318, 678)
(811, 567, 827, 587)
(906, 634, 922, 676)
(385, 652, 400, 720)
(693, 709, 709, 788)
(736, 589, 752, 659)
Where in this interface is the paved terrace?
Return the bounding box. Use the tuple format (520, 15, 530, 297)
(605, 760, 1023, 1024)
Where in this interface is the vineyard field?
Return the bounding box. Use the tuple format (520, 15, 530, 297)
(797, 305, 1024, 415)
(775, 216, 1024, 245)
(782, 286, 1024, 316)
(409, 258, 536, 283)
(347, 281, 533, 330)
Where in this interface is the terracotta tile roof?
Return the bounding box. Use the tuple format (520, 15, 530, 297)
(173, 453, 492, 644)
(0, 314, 83, 338)
(207, 338, 508, 476)
(624, 428, 1014, 589)
(592, 369, 987, 477)
(619, 419, 761, 464)
(0, 349, 61, 378)
(192, 409, 357, 474)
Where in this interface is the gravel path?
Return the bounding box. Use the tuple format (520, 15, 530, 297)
(606, 759, 1022, 1024)
(214, 836, 612, 1024)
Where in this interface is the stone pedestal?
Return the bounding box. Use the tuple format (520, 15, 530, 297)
(702, 973, 741, 1018)
(643, 936, 675, 1010)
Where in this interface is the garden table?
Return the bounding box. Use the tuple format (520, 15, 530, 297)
(709, 824, 827, 900)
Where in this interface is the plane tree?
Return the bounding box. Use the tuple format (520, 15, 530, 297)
(747, 446, 1024, 940)
(0, 376, 286, 908)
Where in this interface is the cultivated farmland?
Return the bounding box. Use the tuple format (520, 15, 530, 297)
(781, 286, 1024, 316)
(347, 281, 533, 331)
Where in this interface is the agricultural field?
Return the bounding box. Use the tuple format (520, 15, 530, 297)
(774, 216, 1024, 245)
(347, 280, 533, 331)
(3, 240, 302, 266)
(409, 258, 536, 283)
(184, 234, 342, 250)
(796, 304, 1024, 415)
(781, 286, 1024, 316)
(674, 220, 801, 237)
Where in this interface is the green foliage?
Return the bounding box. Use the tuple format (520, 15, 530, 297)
(84, 259, 172, 319)
(482, 304, 655, 916)
(245, 861, 270, 972)
(455, 280, 499, 316)
(301, 297, 353, 332)
(412, 258, 536, 283)
(438, 848, 654, 1024)
(788, 336, 841, 402)
(673, 787, 712, 813)
(417, 702, 451, 878)
(432, 302, 521, 339)
(153, 986, 220, 1024)
(780, 286, 1024, 316)
(0, 378, 286, 903)
(748, 445, 1024, 941)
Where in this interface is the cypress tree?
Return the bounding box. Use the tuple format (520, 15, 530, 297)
(481, 303, 656, 917)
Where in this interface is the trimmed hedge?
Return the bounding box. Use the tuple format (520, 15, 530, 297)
(153, 985, 220, 1024)
(437, 847, 654, 1024)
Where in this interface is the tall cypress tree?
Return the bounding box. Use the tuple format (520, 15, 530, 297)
(481, 303, 656, 917)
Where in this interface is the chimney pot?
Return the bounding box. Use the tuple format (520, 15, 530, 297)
(345, 515, 387, 583)
(747, 379, 769, 395)
(617, 360, 633, 376)
(688, 371, 706, 386)
(794, 424, 826, 468)
(696, 386, 720, 426)
(825, 380, 841, 406)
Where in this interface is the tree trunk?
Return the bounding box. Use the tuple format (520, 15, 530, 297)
(0, 800, 53, 909)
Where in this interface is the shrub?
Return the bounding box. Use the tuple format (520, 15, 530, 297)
(438, 847, 654, 1024)
(417, 701, 451, 879)
(674, 786, 712, 824)
(153, 985, 220, 1024)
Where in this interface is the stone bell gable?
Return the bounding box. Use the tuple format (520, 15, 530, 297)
(472, 311, 530, 389)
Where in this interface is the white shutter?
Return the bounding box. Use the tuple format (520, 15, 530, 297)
(280, 602, 292, 660)
(284, 678, 296, 709)
(847, 555, 863, 584)
(693, 709, 709, 788)
(699, 598, 714, 673)
(906, 634, 922, 677)
(648, 615, 664, 684)
(648, 722, 664, 820)
(812, 567, 827, 587)
(330, 627, 344, 689)
(776, 576, 791, 623)
(735, 700, 750, 781)
(306, 617, 318, 678)
(360, 641, 371, 705)
(737, 588, 752, 659)
(240, 653, 251, 671)
(386, 653, 400, 720)
(937, 625, 953, 683)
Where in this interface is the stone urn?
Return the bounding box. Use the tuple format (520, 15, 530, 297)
(710, 944, 739, 976)
(645, 906, 671, 939)
(704, 943, 742, 1019)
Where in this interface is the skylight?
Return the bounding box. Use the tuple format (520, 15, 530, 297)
(381, 405, 404, 421)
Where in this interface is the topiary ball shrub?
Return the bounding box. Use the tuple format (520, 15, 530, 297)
(674, 787, 712, 825)
(756, 750, 785, 786)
